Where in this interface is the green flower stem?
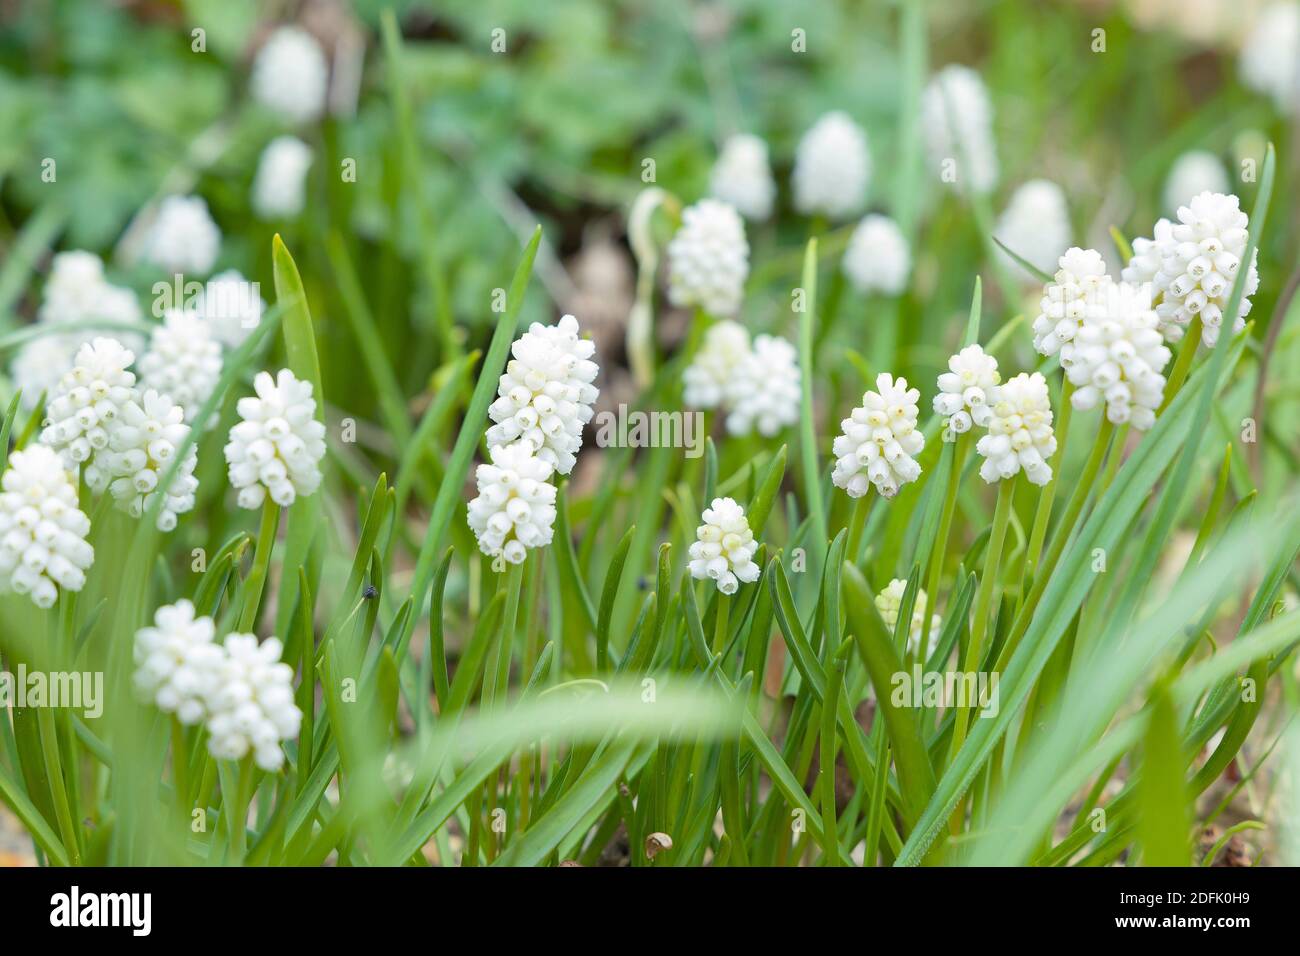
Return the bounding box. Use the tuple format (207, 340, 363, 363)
(712, 592, 732, 656)
(844, 489, 873, 566)
(237, 501, 281, 633)
(171, 717, 190, 820)
(819, 654, 846, 866)
(948, 478, 1015, 764)
(920, 435, 969, 656)
(36, 706, 80, 866)
(1024, 379, 1074, 580)
(1159, 316, 1202, 412)
(798, 239, 828, 551)
(1098, 425, 1129, 493)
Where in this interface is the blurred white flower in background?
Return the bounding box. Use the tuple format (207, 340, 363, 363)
(666, 199, 749, 316)
(250, 25, 329, 125)
(842, 214, 911, 295)
(143, 195, 221, 278)
(922, 65, 999, 194)
(1163, 150, 1229, 212)
(875, 578, 943, 657)
(138, 309, 223, 423)
(683, 319, 750, 409)
(198, 270, 265, 349)
(995, 180, 1072, 279)
(709, 133, 775, 221)
(252, 135, 314, 220)
(1240, 2, 1300, 113)
(793, 111, 871, 219)
(204, 634, 302, 771)
(723, 333, 801, 437)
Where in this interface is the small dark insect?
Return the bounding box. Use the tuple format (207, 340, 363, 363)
(363, 584, 378, 599)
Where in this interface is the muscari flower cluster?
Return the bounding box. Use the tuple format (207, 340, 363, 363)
(250, 25, 329, 125)
(832, 373, 924, 499)
(666, 199, 749, 317)
(922, 65, 998, 194)
(224, 369, 327, 509)
(469, 316, 600, 567)
(253, 135, 314, 220)
(976, 372, 1057, 487)
(688, 497, 761, 595)
(486, 314, 599, 475)
(0, 445, 94, 609)
(198, 270, 266, 349)
(1123, 191, 1259, 348)
(682, 321, 800, 438)
(934, 344, 1000, 439)
(144, 195, 221, 278)
(875, 578, 943, 658)
(134, 600, 301, 771)
(137, 309, 223, 423)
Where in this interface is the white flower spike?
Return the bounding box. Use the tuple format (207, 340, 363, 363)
(688, 497, 760, 595)
(466, 440, 558, 567)
(198, 270, 266, 349)
(137, 309, 223, 423)
(976, 372, 1057, 487)
(666, 199, 749, 317)
(224, 369, 327, 509)
(793, 111, 871, 219)
(1122, 192, 1259, 349)
(1032, 247, 1112, 358)
(89, 389, 199, 532)
(134, 600, 223, 725)
(832, 373, 924, 499)
(250, 25, 329, 125)
(1062, 283, 1172, 430)
(934, 344, 1000, 439)
(1163, 151, 1229, 213)
(1240, 3, 1300, 114)
(683, 320, 751, 410)
(723, 334, 801, 438)
(709, 133, 775, 222)
(995, 180, 1072, 280)
(205, 634, 302, 771)
(875, 579, 943, 658)
(842, 214, 911, 296)
(40, 337, 136, 470)
(486, 314, 599, 476)
(0, 444, 94, 609)
(922, 65, 998, 194)
(253, 135, 314, 220)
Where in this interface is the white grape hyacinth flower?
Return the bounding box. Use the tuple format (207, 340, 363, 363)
(842, 214, 911, 296)
(875, 578, 943, 658)
(89, 389, 199, 532)
(1062, 283, 1172, 431)
(934, 344, 1000, 439)
(683, 319, 751, 409)
(133, 600, 223, 725)
(143, 195, 221, 278)
(792, 111, 871, 219)
(1032, 247, 1113, 358)
(198, 270, 265, 349)
(204, 634, 302, 771)
(137, 309, 223, 423)
(40, 337, 136, 470)
(723, 333, 801, 437)
(1122, 192, 1259, 349)
(224, 369, 326, 509)
(995, 180, 1072, 279)
(688, 497, 760, 595)
(466, 440, 558, 567)
(250, 25, 329, 125)
(666, 199, 749, 317)
(1163, 151, 1229, 213)
(709, 133, 775, 221)
(1240, 2, 1300, 114)
(0, 444, 94, 609)
(831, 373, 924, 499)
(922, 65, 999, 194)
(252, 135, 314, 220)
(486, 314, 599, 476)
(977, 372, 1057, 487)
